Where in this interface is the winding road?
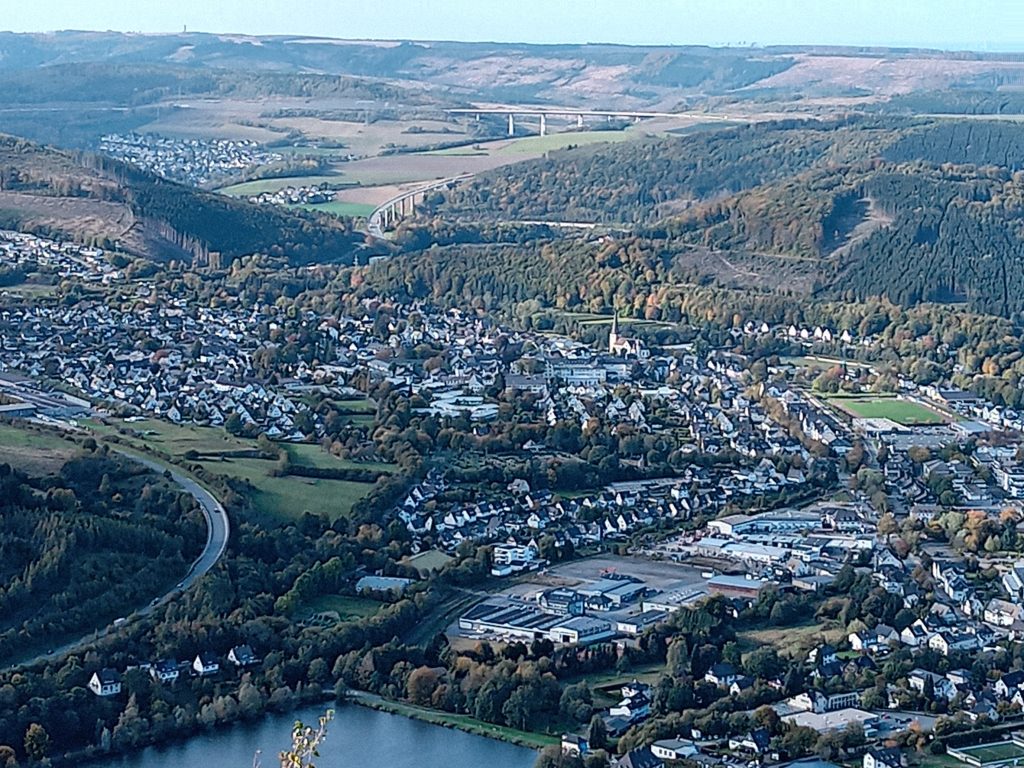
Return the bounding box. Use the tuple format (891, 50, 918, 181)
(2, 450, 230, 671)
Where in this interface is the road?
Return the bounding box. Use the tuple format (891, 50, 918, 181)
(2, 450, 230, 670)
(367, 174, 472, 239)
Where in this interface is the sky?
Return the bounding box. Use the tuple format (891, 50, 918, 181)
(5, 0, 1024, 51)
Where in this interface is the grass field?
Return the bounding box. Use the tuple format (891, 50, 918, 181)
(954, 742, 1024, 765)
(353, 693, 559, 749)
(217, 175, 356, 196)
(297, 594, 382, 621)
(428, 130, 636, 158)
(0, 422, 79, 475)
(197, 455, 374, 523)
(827, 395, 946, 425)
(737, 621, 845, 659)
(86, 418, 389, 523)
(402, 550, 455, 573)
(296, 200, 377, 218)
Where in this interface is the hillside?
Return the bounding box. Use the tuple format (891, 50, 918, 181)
(408, 116, 1024, 318)
(0, 441, 205, 661)
(6, 33, 1024, 148)
(0, 135, 368, 266)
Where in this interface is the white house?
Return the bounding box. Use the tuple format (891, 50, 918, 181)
(193, 651, 220, 677)
(89, 668, 122, 697)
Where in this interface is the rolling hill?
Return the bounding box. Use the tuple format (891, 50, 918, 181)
(0, 134, 368, 266)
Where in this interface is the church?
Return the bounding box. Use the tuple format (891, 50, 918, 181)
(608, 315, 648, 358)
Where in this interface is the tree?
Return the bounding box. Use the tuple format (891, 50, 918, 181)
(407, 667, 441, 706)
(587, 713, 608, 750)
(0, 746, 17, 768)
(225, 412, 244, 436)
(559, 682, 594, 724)
(272, 710, 333, 768)
(23, 725, 48, 763)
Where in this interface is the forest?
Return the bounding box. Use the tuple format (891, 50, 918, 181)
(0, 446, 205, 661)
(411, 116, 1024, 319)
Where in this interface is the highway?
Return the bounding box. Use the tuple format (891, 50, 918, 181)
(367, 174, 473, 239)
(2, 450, 230, 671)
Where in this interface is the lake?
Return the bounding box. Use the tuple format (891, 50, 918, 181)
(90, 703, 539, 768)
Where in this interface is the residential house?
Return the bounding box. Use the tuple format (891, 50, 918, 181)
(228, 644, 258, 667)
(864, 747, 904, 768)
(89, 668, 122, 697)
(193, 651, 220, 677)
(704, 662, 740, 687)
(150, 660, 179, 684)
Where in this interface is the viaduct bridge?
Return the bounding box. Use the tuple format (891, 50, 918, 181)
(444, 107, 737, 136)
(367, 174, 473, 239)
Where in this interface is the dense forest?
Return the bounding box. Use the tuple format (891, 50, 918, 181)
(0, 447, 205, 660)
(413, 116, 1024, 318)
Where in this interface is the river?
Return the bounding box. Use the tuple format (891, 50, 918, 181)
(89, 703, 538, 768)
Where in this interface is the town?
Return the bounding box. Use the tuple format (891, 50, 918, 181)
(98, 133, 285, 187)
(7, 228, 1024, 768)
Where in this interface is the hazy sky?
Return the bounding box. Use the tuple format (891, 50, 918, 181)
(6, 0, 1024, 50)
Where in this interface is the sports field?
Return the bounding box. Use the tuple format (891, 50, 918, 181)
(953, 741, 1024, 765)
(827, 396, 946, 426)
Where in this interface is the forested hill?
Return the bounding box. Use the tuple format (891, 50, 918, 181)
(0, 448, 205, 661)
(416, 117, 1024, 318)
(0, 135, 369, 266)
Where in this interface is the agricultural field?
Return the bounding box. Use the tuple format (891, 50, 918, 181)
(0, 422, 79, 475)
(827, 395, 947, 425)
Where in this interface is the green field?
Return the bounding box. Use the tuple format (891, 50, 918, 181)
(429, 130, 636, 158)
(198, 454, 375, 523)
(86, 418, 391, 524)
(954, 742, 1024, 765)
(296, 201, 376, 218)
(0, 422, 80, 475)
(402, 550, 455, 573)
(827, 396, 946, 425)
(297, 594, 382, 621)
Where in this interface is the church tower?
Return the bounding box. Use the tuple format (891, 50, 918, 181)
(608, 312, 621, 354)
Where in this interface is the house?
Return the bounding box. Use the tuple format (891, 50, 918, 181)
(192, 651, 220, 677)
(907, 669, 956, 700)
(984, 598, 1023, 627)
(996, 670, 1024, 699)
(900, 620, 933, 647)
(561, 734, 589, 757)
(788, 689, 861, 713)
(704, 662, 740, 687)
(864, 747, 904, 768)
(651, 738, 699, 761)
(807, 644, 838, 666)
(729, 728, 771, 754)
(614, 747, 664, 768)
(730, 676, 756, 696)
(88, 668, 122, 697)
(610, 692, 651, 723)
(150, 659, 179, 684)
(228, 644, 258, 667)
